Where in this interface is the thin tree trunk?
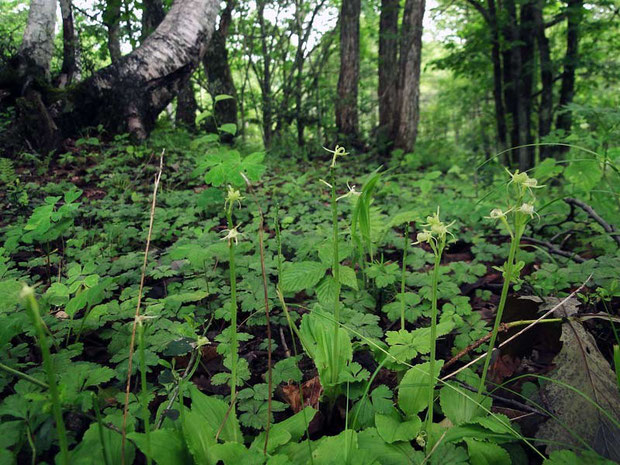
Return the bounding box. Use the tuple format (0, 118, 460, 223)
(104, 0, 122, 63)
(204, 0, 237, 140)
(176, 79, 197, 130)
(556, 0, 583, 139)
(487, 0, 507, 150)
(335, 0, 361, 140)
(394, 0, 425, 153)
(533, 0, 553, 159)
(18, 0, 56, 79)
(58, 0, 81, 87)
(141, 0, 166, 40)
(257, 1, 273, 147)
(378, 0, 399, 147)
(519, 1, 535, 169)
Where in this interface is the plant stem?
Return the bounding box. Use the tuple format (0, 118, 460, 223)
(138, 322, 152, 465)
(400, 223, 409, 330)
(226, 207, 239, 433)
(330, 168, 342, 388)
(426, 250, 441, 434)
(23, 289, 69, 465)
(93, 394, 112, 465)
(476, 233, 519, 400)
(0, 361, 48, 389)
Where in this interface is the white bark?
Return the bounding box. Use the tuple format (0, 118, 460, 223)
(20, 0, 57, 77)
(87, 0, 219, 137)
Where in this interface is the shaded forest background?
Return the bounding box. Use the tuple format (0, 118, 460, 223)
(1, 0, 618, 172)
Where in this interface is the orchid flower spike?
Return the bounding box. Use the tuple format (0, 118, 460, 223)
(336, 182, 361, 201)
(324, 145, 349, 168)
(221, 224, 244, 245)
(225, 185, 244, 210)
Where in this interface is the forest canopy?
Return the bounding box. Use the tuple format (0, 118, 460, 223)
(0, 0, 619, 464)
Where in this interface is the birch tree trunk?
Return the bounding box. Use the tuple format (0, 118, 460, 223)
(104, 0, 122, 63)
(18, 0, 57, 79)
(335, 0, 361, 140)
(394, 0, 425, 153)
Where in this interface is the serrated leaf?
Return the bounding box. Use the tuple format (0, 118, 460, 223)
(465, 438, 511, 465)
(281, 261, 326, 293)
(398, 361, 443, 416)
(375, 411, 422, 443)
(339, 265, 358, 290)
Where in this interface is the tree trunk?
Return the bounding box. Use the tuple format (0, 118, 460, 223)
(141, 0, 166, 40)
(176, 79, 197, 130)
(487, 0, 507, 150)
(556, 0, 583, 139)
(58, 0, 81, 87)
(104, 0, 123, 63)
(256, 1, 273, 147)
(335, 0, 361, 140)
(203, 0, 237, 141)
(378, 0, 399, 148)
(18, 0, 56, 79)
(533, 0, 553, 159)
(519, 1, 535, 169)
(394, 0, 425, 153)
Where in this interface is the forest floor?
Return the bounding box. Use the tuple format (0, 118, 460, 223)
(1, 128, 619, 464)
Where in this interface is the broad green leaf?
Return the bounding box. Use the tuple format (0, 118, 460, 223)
(190, 386, 243, 443)
(375, 411, 422, 443)
(251, 407, 317, 453)
(219, 123, 237, 135)
(398, 361, 444, 416)
(339, 265, 358, 290)
(563, 159, 602, 191)
(183, 409, 217, 464)
(315, 275, 339, 305)
(464, 438, 511, 465)
(281, 261, 327, 293)
(215, 94, 234, 102)
(129, 429, 190, 465)
(439, 382, 491, 426)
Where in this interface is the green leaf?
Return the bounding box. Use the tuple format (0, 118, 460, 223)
(251, 407, 317, 454)
(464, 438, 511, 465)
(375, 411, 422, 444)
(339, 265, 358, 290)
(439, 382, 490, 426)
(398, 361, 444, 416)
(214, 94, 234, 102)
(190, 386, 243, 443)
(129, 429, 190, 465)
(563, 159, 602, 191)
(315, 275, 339, 305)
(219, 123, 237, 135)
(281, 261, 327, 293)
(182, 409, 217, 464)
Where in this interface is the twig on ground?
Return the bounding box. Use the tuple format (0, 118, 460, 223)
(522, 235, 586, 262)
(442, 276, 591, 382)
(564, 197, 620, 247)
(121, 150, 164, 463)
(455, 380, 549, 417)
(280, 327, 291, 358)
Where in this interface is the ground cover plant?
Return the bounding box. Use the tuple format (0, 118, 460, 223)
(1, 0, 620, 463)
(0, 127, 618, 465)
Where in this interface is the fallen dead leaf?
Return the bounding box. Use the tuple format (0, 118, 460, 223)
(280, 376, 323, 413)
(536, 298, 620, 462)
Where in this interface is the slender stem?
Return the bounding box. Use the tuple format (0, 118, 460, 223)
(23, 289, 69, 465)
(476, 233, 519, 399)
(0, 362, 48, 389)
(330, 168, 342, 388)
(93, 394, 112, 465)
(226, 207, 239, 435)
(400, 223, 409, 330)
(426, 250, 442, 435)
(138, 322, 152, 465)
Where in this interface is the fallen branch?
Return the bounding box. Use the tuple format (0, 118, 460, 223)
(564, 197, 620, 247)
(442, 276, 592, 382)
(522, 235, 586, 263)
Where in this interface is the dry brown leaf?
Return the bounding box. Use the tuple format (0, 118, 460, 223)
(536, 298, 620, 461)
(280, 376, 323, 413)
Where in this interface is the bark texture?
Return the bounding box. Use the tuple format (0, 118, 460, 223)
(556, 0, 583, 137)
(104, 0, 123, 63)
(487, 0, 507, 150)
(203, 0, 237, 140)
(141, 0, 166, 40)
(378, 0, 400, 145)
(533, 0, 553, 159)
(14, 0, 217, 145)
(335, 0, 361, 139)
(176, 80, 198, 129)
(394, 0, 425, 153)
(58, 0, 81, 87)
(19, 0, 57, 78)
